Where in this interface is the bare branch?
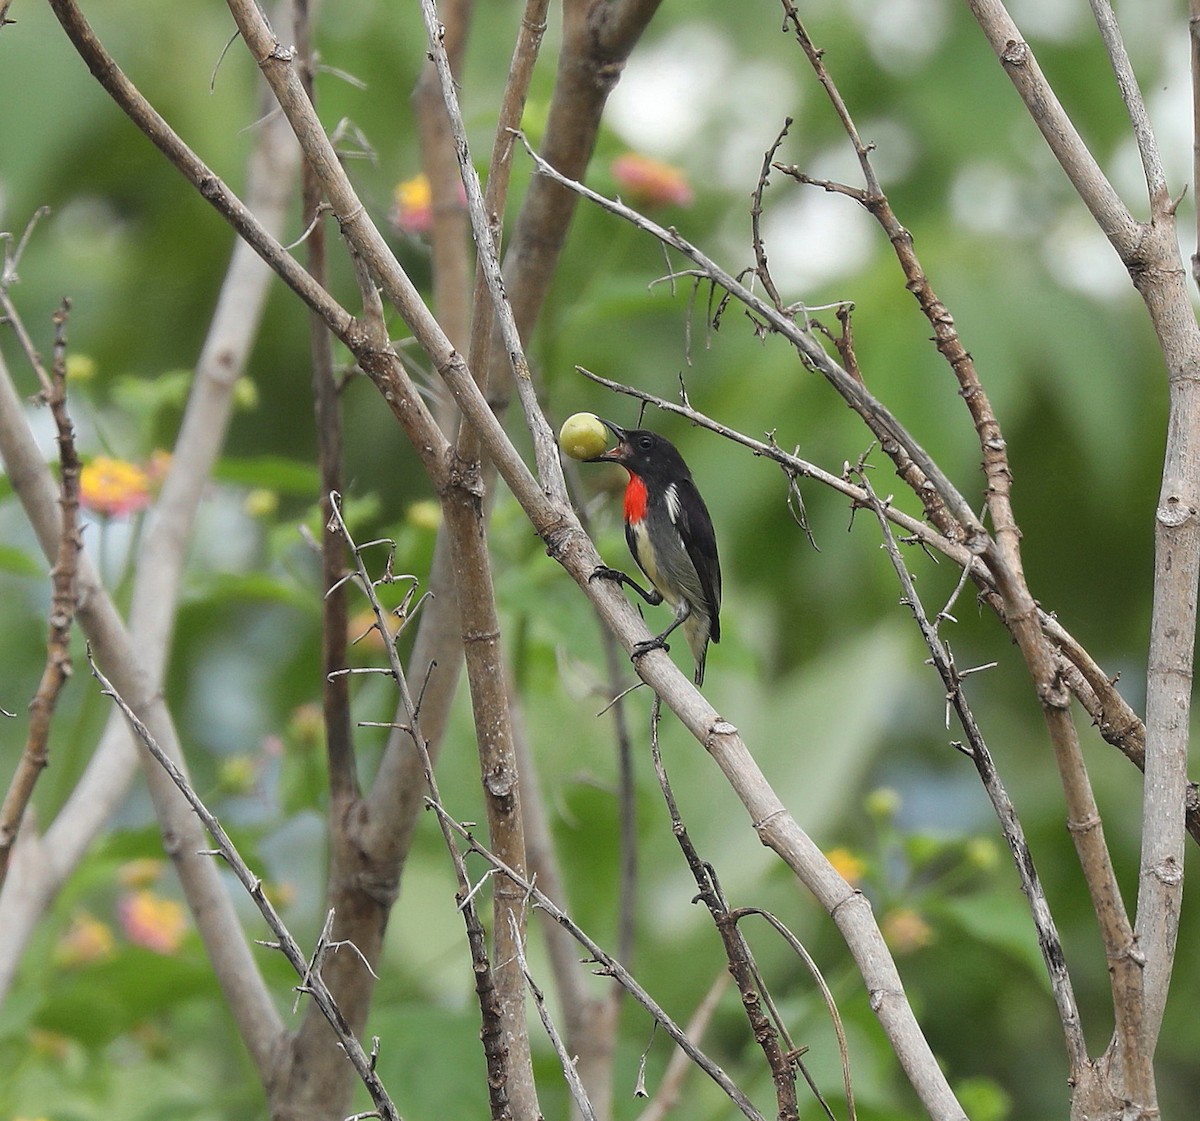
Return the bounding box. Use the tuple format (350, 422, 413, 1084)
(1088, 0, 1168, 206)
(964, 0, 1139, 252)
(520, 134, 987, 545)
(0, 333, 284, 1079)
(855, 470, 1088, 1076)
(0, 2, 304, 1009)
(734, 908, 855, 1121)
(325, 496, 516, 1121)
(87, 656, 400, 1121)
(648, 696, 800, 1120)
(634, 971, 730, 1121)
(0, 301, 80, 890)
(426, 801, 768, 1121)
(510, 913, 598, 1121)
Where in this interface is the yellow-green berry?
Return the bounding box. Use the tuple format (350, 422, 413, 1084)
(558, 412, 609, 461)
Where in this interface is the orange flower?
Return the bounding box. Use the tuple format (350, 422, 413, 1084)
(54, 911, 116, 967)
(119, 889, 188, 954)
(611, 153, 694, 209)
(882, 907, 934, 954)
(391, 174, 434, 235)
(80, 456, 151, 517)
(825, 847, 867, 887)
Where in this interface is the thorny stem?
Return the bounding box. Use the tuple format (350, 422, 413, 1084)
(648, 696, 801, 1121)
(0, 301, 81, 890)
(325, 496, 515, 1121)
(88, 655, 401, 1121)
(856, 471, 1088, 1076)
(426, 800, 768, 1121)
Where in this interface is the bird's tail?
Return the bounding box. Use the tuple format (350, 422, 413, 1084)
(684, 612, 714, 686)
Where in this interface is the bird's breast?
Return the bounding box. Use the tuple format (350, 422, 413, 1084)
(624, 473, 648, 524)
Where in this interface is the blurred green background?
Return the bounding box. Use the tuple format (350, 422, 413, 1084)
(0, 1, 1194, 1118)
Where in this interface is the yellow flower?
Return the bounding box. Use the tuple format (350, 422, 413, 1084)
(233, 377, 259, 410)
(965, 836, 1001, 871)
(407, 499, 441, 531)
(118, 889, 188, 954)
(825, 847, 867, 887)
(244, 488, 279, 518)
(391, 173, 434, 235)
(54, 911, 116, 967)
(864, 787, 901, 819)
(80, 456, 151, 517)
(66, 353, 97, 381)
(882, 907, 934, 954)
(611, 153, 694, 209)
(218, 754, 259, 795)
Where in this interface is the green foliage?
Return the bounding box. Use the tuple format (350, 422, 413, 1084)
(1, 1, 1196, 1119)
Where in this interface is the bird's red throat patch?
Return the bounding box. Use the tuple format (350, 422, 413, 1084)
(624, 472, 648, 524)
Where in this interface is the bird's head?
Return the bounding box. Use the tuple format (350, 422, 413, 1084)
(587, 419, 690, 481)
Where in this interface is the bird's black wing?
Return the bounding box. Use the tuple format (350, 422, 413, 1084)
(673, 477, 722, 643)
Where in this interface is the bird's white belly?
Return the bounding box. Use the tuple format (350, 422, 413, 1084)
(629, 519, 680, 606)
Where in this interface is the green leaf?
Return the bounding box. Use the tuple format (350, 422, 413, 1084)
(955, 1075, 1013, 1121)
(35, 949, 214, 1047)
(184, 570, 314, 610)
(109, 369, 193, 417)
(0, 544, 44, 577)
(213, 456, 320, 495)
(934, 890, 1048, 983)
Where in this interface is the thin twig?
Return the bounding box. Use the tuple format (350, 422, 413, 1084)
(648, 696, 801, 1120)
(88, 656, 400, 1121)
(854, 468, 1088, 1075)
(426, 800, 767, 1121)
(516, 132, 987, 545)
(510, 913, 598, 1121)
(0, 300, 81, 890)
(324, 494, 514, 1121)
(734, 907, 856, 1121)
(634, 971, 731, 1121)
(750, 118, 791, 312)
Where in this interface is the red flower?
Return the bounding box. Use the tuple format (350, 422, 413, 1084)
(611, 153, 694, 209)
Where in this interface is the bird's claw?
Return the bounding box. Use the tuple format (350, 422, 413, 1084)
(589, 564, 625, 584)
(631, 636, 670, 663)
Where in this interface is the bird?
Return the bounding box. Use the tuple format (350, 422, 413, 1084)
(586, 419, 721, 685)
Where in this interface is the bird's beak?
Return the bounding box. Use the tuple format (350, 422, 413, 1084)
(586, 418, 630, 463)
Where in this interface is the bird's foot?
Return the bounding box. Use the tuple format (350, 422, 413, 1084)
(589, 564, 626, 585)
(631, 635, 670, 663)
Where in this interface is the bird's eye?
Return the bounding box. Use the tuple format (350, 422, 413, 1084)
(638, 436, 653, 451)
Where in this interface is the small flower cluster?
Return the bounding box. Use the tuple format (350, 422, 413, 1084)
(79, 450, 170, 518)
(611, 152, 694, 209)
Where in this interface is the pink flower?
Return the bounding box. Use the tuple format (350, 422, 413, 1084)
(391, 174, 434, 235)
(80, 456, 151, 518)
(611, 153, 694, 209)
(54, 911, 116, 967)
(118, 889, 188, 954)
(390, 173, 469, 236)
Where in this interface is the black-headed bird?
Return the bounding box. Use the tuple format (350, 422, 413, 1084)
(587, 420, 721, 685)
